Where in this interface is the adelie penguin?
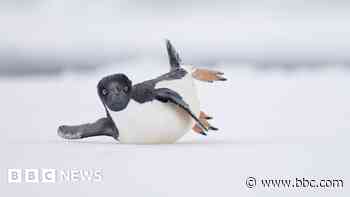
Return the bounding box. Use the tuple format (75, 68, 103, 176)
(58, 40, 227, 144)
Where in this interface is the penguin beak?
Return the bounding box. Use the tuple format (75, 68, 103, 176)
(106, 92, 130, 112)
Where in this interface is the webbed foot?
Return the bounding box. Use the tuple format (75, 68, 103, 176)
(192, 111, 219, 136)
(192, 68, 227, 82)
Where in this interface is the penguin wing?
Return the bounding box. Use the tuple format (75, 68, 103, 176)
(58, 117, 119, 140)
(131, 82, 207, 131)
(153, 88, 208, 132)
(166, 39, 182, 71)
(131, 68, 188, 103)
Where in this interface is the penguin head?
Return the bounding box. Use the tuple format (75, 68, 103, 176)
(97, 74, 132, 112)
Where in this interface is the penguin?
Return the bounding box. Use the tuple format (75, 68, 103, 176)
(58, 40, 226, 144)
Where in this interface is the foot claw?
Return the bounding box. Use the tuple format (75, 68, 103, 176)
(209, 126, 219, 131)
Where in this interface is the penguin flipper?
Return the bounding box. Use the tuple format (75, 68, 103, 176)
(57, 117, 119, 140)
(165, 39, 182, 71)
(155, 67, 187, 82)
(154, 88, 208, 132)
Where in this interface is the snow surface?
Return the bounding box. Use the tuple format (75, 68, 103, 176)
(0, 63, 349, 196)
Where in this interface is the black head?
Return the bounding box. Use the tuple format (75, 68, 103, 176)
(97, 74, 132, 112)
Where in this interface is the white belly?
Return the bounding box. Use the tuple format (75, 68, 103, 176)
(108, 72, 200, 144)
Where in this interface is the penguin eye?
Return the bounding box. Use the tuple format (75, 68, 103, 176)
(123, 86, 129, 92)
(102, 89, 109, 96)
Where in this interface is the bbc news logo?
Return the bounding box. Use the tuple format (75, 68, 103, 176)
(8, 168, 102, 183)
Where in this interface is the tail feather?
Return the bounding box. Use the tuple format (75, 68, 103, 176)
(165, 39, 182, 71)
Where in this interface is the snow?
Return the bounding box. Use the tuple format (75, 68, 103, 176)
(3, 0, 350, 71)
(0, 64, 349, 196)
